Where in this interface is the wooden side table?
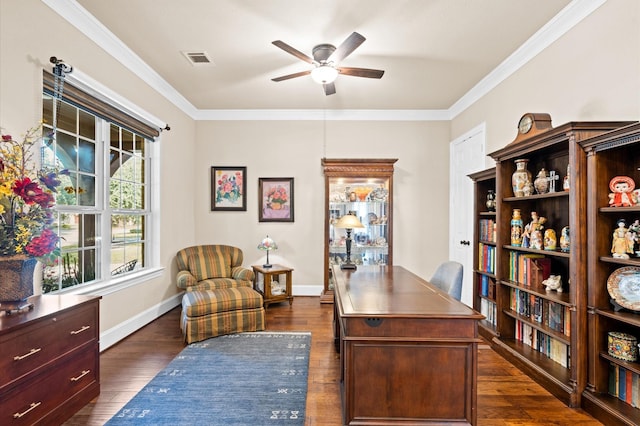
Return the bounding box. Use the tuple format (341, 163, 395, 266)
(252, 264, 294, 309)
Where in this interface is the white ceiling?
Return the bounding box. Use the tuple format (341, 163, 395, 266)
(53, 0, 603, 118)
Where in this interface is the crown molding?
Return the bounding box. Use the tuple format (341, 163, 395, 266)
(42, 0, 606, 122)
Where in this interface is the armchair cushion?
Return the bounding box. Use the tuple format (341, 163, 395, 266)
(188, 251, 231, 281)
(176, 245, 254, 290)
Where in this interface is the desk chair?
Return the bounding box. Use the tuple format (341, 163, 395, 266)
(430, 261, 463, 301)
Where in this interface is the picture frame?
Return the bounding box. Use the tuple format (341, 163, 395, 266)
(259, 177, 294, 222)
(211, 167, 247, 211)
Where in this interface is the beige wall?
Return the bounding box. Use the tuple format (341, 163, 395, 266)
(452, 0, 640, 153)
(194, 120, 451, 288)
(0, 0, 195, 336)
(2, 0, 638, 347)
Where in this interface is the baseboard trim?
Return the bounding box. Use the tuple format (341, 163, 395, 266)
(100, 293, 183, 352)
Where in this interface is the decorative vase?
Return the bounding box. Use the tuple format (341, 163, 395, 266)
(510, 209, 523, 246)
(0, 255, 37, 308)
(512, 159, 532, 197)
(485, 190, 496, 211)
(271, 202, 282, 210)
(534, 168, 549, 194)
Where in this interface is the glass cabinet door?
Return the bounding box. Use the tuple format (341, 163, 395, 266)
(328, 178, 390, 269)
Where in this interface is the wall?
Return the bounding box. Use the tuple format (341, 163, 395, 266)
(194, 120, 452, 292)
(0, 0, 196, 344)
(452, 0, 640, 152)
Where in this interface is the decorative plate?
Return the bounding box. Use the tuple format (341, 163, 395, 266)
(607, 266, 640, 311)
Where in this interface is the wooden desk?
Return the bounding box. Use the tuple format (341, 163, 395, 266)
(333, 265, 483, 425)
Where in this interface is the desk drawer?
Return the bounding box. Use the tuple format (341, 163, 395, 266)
(342, 316, 477, 339)
(0, 345, 98, 425)
(0, 304, 97, 389)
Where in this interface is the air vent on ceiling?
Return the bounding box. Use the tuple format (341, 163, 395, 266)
(182, 51, 215, 66)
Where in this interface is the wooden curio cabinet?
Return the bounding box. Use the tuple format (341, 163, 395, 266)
(579, 122, 640, 425)
(488, 120, 630, 408)
(321, 158, 397, 303)
(469, 167, 498, 340)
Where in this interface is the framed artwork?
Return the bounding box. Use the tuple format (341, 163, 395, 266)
(259, 177, 294, 222)
(211, 167, 247, 211)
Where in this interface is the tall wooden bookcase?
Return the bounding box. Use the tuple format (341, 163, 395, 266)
(488, 121, 631, 407)
(469, 168, 498, 340)
(579, 122, 640, 425)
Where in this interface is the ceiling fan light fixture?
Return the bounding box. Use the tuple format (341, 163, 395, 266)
(311, 65, 338, 84)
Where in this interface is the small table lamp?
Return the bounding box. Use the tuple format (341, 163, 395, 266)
(257, 235, 278, 268)
(334, 212, 364, 270)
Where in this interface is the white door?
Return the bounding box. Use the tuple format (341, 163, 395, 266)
(450, 124, 488, 307)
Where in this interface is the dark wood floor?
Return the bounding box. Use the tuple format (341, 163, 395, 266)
(65, 296, 603, 425)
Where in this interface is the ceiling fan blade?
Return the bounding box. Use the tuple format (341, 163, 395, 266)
(271, 70, 312, 82)
(323, 82, 336, 96)
(272, 40, 314, 64)
(328, 32, 365, 63)
(338, 67, 385, 79)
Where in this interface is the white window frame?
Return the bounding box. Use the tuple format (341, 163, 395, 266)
(48, 70, 164, 297)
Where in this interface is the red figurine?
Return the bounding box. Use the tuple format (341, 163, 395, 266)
(609, 176, 637, 207)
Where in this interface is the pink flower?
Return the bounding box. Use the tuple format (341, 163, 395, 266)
(25, 228, 58, 257)
(12, 177, 46, 204)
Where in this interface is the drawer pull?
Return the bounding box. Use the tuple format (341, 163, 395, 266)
(71, 369, 91, 382)
(14, 348, 42, 361)
(70, 325, 91, 335)
(14, 401, 41, 418)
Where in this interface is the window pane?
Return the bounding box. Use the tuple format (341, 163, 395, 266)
(110, 124, 120, 150)
(78, 174, 96, 206)
(58, 101, 77, 133)
(78, 109, 95, 139)
(110, 180, 121, 209)
(57, 132, 77, 170)
(111, 213, 143, 275)
(43, 94, 53, 126)
(78, 139, 95, 173)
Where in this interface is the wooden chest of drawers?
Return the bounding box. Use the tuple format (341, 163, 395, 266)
(0, 295, 101, 425)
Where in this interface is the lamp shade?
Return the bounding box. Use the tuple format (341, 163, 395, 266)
(311, 65, 339, 84)
(257, 235, 278, 251)
(334, 214, 364, 229)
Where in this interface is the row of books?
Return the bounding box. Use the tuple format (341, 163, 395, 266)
(515, 319, 571, 368)
(510, 288, 570, 337)
(480, 298, 497, 327)
(478, 243, 496, 274)
(508, 251, 552, 287)
(479, 274, 495, 299)
(478, 219, 496, 243)
(609, 363, 640, 408)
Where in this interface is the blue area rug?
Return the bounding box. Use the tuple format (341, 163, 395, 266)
(106, 332, 310, 425)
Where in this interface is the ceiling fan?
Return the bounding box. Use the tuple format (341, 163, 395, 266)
(271, 32, 384, 96)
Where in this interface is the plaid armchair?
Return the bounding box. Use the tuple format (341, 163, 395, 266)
(176, 245, 265, 343)
(176, 245, 255, 291)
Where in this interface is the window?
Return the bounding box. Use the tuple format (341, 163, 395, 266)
(41, 72, 159, 293)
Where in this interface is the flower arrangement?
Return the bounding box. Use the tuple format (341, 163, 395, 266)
(266, 185, 288, 208)
(215, 171, 243, 203)
(0, 124, 64, 263)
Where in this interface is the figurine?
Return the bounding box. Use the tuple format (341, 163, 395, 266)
(543, 275, 563, 293)
(629, 219, 640, 255)
(611, 218, 634, 259)
(544, 229, 557, 251)
(522, 212, 546, 250)
(560, 226, 570, 253)
(609, 176, 637, 207)
(563, 165, 570, 192)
